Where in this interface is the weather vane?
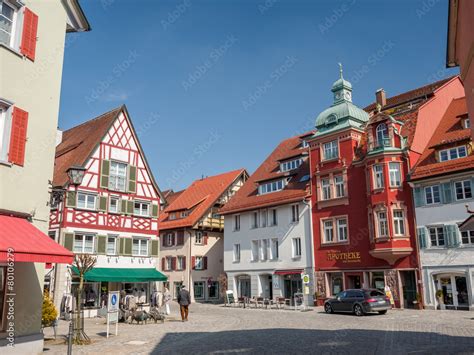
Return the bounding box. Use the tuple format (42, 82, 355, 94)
(338, 62, 343, 79)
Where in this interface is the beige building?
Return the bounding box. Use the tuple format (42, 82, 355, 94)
(0, 0, 89, 353)
(159, 170, 247, 301)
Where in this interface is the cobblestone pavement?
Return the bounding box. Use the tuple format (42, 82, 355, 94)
(43, 302, 474, 354)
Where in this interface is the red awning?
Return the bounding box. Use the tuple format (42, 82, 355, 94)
(274, 269, 303, 275)
(0, 215, 73, 264)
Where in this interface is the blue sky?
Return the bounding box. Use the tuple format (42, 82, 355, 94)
(59, 0, 458, 191)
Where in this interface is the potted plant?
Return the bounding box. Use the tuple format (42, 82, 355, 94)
(413, 292, 423, 310)
(436, 289, 445, 310)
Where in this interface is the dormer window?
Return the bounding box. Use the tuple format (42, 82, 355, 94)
(258, 178, 287, 195)
(322, 140, 338, 160)
(376, 123, 389, 147)
(280, 158, 303, 172)
(439, 146, 467, 162)
(301, 140, 309, 148)
(463, 118, 470, 129)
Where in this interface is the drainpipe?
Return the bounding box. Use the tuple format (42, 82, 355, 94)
(302, 198, 315, 307)
(187, 229, 192, 290)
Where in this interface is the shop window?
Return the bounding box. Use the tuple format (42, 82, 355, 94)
(194, 281, 205, 299)
(123, 283, 149, 304)
(371, 272, 385, 291)
(329, 273, 343, 295)
(208, 281, 219, 299)
(393, 210, 405, 236)
(455, 180, 472, 200)
(74, 234, 95, 253)
(425, 185, 441, 205)
(461, 230, 474, 245)
(429, 226, 445, 247)
(71, 282, 100, 308)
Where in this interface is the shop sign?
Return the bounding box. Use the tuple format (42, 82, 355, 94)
(327, 251, 361, 263)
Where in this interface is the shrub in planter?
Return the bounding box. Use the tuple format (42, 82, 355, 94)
(42, 292, 58, 328)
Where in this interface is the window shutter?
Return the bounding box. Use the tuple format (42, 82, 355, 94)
(417, 227, 426, 249)
(120, 199, 127, 214)
(177, 231, 184, 245)
(204, 234, 209, 245)
(124, 238, 132, 255)
(441, 182, 453, 204)
(128, 165, 137, 193)
(152, 204, 159, 218)
(150, 240, 159, 257)
(66, 191, 76, 208)
(98, 196, 107, 212)
(172, 257, 176, 270)
(97, 235, 107, 254)
(127, 200, 134, 215)
(203, 256, 208, 270)
(182, 256, 186, 270)
(100, 160, 110, 188)
(445, 224, 460, 247)
(161, 257, 165, 271)
(453, 224, 461, 247)
(192, 256, 196, 270)
(413, 187, 424, 207)
(63, 232, 74, 251)
(20, 8, 38, 61)
(118, 237, 125, 255)
(8, 107, 29, 166)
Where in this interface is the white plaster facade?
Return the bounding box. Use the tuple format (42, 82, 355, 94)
(414, 171, 474, 311)
(223, 202, 314, 305)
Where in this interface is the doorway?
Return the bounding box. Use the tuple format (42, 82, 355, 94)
(283, 274, 302, 302)
(237, 276, 251, 298)
(436, 274, 469, 310)
(401, 271, 417, 309)
(346, 274, 362, 289)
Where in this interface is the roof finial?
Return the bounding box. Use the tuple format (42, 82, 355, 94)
(338, 62, 343, 79)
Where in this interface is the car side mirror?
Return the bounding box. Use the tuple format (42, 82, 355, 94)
(336, 296, 341, 301)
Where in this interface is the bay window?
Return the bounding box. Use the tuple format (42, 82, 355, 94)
(393, 210, 405, 236)
(377, 211, 388, 238)
(373, 164, 384, 189)
(389, 162, 401, 187)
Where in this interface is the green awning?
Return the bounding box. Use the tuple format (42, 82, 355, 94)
(71, 267, 167, 282)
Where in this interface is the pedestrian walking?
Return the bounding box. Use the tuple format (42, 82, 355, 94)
(177, 285, 191, 322)
(163, 287, 171, 315)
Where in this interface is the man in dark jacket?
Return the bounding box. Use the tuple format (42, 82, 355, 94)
(177, 285, 191, 322)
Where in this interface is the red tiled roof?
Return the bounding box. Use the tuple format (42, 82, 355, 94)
(159, 169, 246, 230)
(162, 190, 184, 206)
(364, 76, 456, 112)
(220, 134, 311, 215)
(411, 97, 473, 180)
(53, 106, 122, 187)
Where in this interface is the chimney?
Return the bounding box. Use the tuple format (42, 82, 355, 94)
(375, 88, 386, 108)
(56, 129, 63, 146)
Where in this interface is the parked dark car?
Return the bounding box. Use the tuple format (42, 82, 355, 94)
(324, 289, 391, 316)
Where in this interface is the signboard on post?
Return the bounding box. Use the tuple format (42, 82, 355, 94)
(106, 291, 120, 338)
(302, 274, 310, 284)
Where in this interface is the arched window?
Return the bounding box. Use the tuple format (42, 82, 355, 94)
(376, 123, 389, 147)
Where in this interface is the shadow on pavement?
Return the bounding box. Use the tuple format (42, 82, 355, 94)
(151, 328, 474, 354)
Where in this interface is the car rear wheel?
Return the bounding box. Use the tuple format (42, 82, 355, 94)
(353, 304, 364, 316)
(324, 303, 333, 314)
(378, 310, 387, 315)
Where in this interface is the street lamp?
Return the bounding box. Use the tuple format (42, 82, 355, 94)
(67, 165, 86, 186)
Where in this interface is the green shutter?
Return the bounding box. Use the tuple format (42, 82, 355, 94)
(413, 187, 424, 207)
(445, 224, 460, 247)
(66, 191, 76, 208)
(441, 182, 453, 204)
(99, 196, 107, 211)
(97, 235, 107, 254)
(417, 227, 427, 249)
(128, 165, 137, 193)
(120, 199, 127, 214)
(64, 232, 74, 251)
(152, 204, 158, 218)
(124, 238, 132, 255)
(150, 239, 159, 257)
(118, 237, 126, 255)
(127, 200, 134, 215)
(100, 160, 110, 189)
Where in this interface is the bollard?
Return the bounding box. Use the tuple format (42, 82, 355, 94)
(67, 316, 73, 355)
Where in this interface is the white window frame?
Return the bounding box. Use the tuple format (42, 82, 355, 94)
(323, 220, 334, 243)
(259, 239, 268, 261)
(77, 192, 97, 210)
(291, 204, 300, 223)
(429, 226, 445, 247)
(0, 100, 13, 163)
(280, 158, 303, 172)
(377, 211, 388, 238)
(109, 196, 120, 213)
(73, 233, 95, 254)
(233, 243, 240, 262)
(439, 146, 468, 162)
(134, 201, 150, 217)
(270, 238, 279, 260)
(177, 256, 185, 270)
(195, 231, 203, 245)
(251, 211, 259, 229)
(165, 233, 174, 247)
(269, 208, 278, 226)
(109, 160, 128, 192)
(463, 118, 471, 129)
(132, 237, 149, 257)
(251, 240, 258, 261)
(323, 140, 338, 160)
(334, 175, 344, 198)
(106, 235, 117, 255)
(461, 230, 474, 246)
(321, 178, 331, 200)
(195, 256, 204, 270)
(165, 256, 173, 271)
(455, 180, 472, 200)
(393, 210, 405, 236)
(425, 185, 441, 205)
(292, 237, 302, 258)
(376, 123, 389, 147)
(258, 179, 286, 195)
(373, 164, 384, 189)
(234, 214, 240, 231)
(337, 218, 348, 241)
(0, 1, 21, 50)
(388, 162, 401, 188)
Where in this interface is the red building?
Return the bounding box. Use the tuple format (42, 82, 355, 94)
(308, 71, 464, 309)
